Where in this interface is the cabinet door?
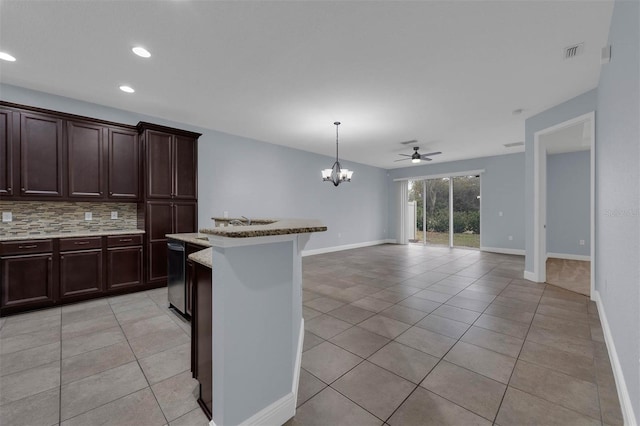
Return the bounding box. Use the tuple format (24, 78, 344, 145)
(195, 262, 213, 417)
(20, 112, 64, 197)
(107, 246, 142, 290)
(147, 202, 173, 241)
(108, 127, 139, 199)
(174, 135, 197, 199)
(146, 130, 173, 198)
(148, 241, 169, 284)
(59, 249, 103, 298)
(174, 202, 197, 234)
(67, 120, 105, 198)
(1, 254, 54, 309)
(0, 108, 13, 196)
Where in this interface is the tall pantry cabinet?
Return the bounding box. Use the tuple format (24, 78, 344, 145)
(138, 122, 200, 286)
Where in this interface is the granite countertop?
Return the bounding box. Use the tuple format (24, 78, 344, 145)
(188, 247, 212, 268)
(200, 218, 327, 238)
(166, 233, 212, 247)
(212, 217, 278, 225)
(0, 229, 145, 242)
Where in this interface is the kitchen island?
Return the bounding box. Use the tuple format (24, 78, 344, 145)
(200, 218, 326, 426)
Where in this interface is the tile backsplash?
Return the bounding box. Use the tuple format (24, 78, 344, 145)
(0, 201, 139, 237)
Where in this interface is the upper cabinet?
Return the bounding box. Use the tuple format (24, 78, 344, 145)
(108, 127, 139, 200)
(67, 120, 105, 198)
(138, 122, 200, 200)
(0, 108, 14, 196)
(20, 111, 64, 197)
(0, 102, 141, 202)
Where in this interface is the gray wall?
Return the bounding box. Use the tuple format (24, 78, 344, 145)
(595, 0, 640, 420)
(388, 153, 525, 252)
(546, 150, 590, 257)
(0, 84, 390, 251)
(524, 89, 598, 273)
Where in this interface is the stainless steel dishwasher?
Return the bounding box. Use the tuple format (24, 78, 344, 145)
(167, 240, 187, 316)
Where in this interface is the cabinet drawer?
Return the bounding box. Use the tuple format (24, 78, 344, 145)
(59, 237, 102, 251)
(0, 239, 53, 255)
(107, 234, 143, 248)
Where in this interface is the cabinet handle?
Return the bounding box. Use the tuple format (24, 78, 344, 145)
(18, 245, 37, 249)
(7, 187, 11, 192)
(74, 241, 90, 245)
(21, 188, 25, 192)
(119, 238, 132, 242)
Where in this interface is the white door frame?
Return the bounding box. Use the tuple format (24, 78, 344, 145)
(532, 111, 595, 297)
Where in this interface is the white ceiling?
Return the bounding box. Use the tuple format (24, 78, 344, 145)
(0, 0, 613, 169)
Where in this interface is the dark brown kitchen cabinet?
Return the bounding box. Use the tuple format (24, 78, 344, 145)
(59, 249, 103, 299)
(0, 108, 14, 196)
(0, 240, 55, 314)
(191, 259, 213, 419)
(108, 127, 139, 200)
(66, 120, 105, 198)
(107, 246, 143, 290)
(139, 122, 199, 200)
(145, 201, 197, 285)
(20, 111, 64, 197)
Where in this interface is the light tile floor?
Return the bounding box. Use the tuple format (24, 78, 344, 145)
(0, 244, 624, 426)
(0, 287, 209, 426)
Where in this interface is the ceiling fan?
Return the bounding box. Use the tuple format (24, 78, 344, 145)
(395, 146, 442, 163)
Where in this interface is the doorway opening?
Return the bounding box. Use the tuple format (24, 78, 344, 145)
(533, 112, 595, 297)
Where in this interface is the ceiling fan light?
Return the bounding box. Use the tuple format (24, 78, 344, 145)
(411, 158, 421, 164)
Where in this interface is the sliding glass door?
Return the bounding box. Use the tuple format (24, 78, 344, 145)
(452, 175, 480, 248)
(405, 174, 480, 248)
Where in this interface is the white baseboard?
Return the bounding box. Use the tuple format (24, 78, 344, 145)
(293, 318, 304, 395)
(593, 290, 638, 426)
(480, 246, 526, 256)
(302, 239, 395, 257)
(546, 252, 591, 261)
(523, 270, 539, 282)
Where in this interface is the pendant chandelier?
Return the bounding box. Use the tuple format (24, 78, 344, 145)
(321, 121, 353, 186)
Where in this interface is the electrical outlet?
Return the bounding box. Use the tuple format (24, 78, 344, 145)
(84, 212, 92, 221)
(111, 211, 118, 220)
(508, 235, 513, 241)
(2, 212, 12, 222)
(499, 211, 503, 217)
(579, 239, 585, 246)
(223, 211, 229, 218)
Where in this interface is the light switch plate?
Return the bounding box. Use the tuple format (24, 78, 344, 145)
(2, 212, 12, 222)
(85, 212, 92, 221)
(111, 211, 118, 219)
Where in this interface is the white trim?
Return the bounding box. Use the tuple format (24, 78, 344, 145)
(238, 393, 296, 426)
(533, 111, 595, 286)
(480, 246, 526, 256)
(546, 252, 591, 261)
(523, 270, 537, 281)
(292, 318, 304, 396)
(393, 169, 485, 182)
(589, 115, 596, 298)
(301, 239, 395, 257)
(593, 290, 638, 426)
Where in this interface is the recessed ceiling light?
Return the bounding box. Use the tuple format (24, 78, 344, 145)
(0, 51, 16, 62)
(119, 85, 135, 93)
(132, 46, 151, 58)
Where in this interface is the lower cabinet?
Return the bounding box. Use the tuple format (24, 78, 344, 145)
(1, 253, 55, 311)
(0, 234, 146, 316)
(59, 249, 103, 299)
(191, 259, 213, 420)
(107, 246, 143, 289)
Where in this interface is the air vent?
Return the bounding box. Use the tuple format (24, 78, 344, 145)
(563, 43, 584, 60)
(504, 141, 524, 148)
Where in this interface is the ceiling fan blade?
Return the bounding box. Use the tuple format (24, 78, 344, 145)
(421, 151, 442, 157)
(398, 154, 412, 157)
(399, 139, 418, 145)
(421, 157, 433, 161)
(394, 158, 410, 162)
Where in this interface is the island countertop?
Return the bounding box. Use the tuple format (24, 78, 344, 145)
(166, 233, 212, 247)
(200, 218, 327, 238)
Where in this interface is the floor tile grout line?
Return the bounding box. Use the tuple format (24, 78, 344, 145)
(107, 292, 171, 426)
